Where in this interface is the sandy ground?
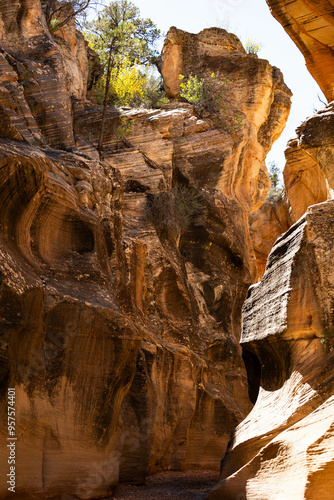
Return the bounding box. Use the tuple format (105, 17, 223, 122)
(110, 470, 219, 499)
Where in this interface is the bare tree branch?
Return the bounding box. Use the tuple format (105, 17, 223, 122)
(42, 0, 105, 30)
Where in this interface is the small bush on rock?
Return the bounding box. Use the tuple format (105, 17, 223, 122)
(245, 38, 262, 55)
(147, 185, 205, 232)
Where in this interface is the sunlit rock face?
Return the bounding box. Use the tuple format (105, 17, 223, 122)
(0, 0, 99, 149)
(249, 100, 334, 275)
(0, 109, 252, 499)
(0, 6, 292, 497)
(208, 200, 334, 500)
(284, 102, 334, 223)
(266, 0, 334, 102)
(249, 190, 291, 280)
(158, 27, 292, 215)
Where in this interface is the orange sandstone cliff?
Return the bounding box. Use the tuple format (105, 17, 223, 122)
(209, 1, 334, 498)
(0, 4, 292, 499)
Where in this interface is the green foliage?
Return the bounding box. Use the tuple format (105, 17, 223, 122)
(42, 0, 99, 30)
(232, 113, 243, 132)
(179, 72, 224, 116)
(94, 60, 165, 108)
(179, 74, 206, 104)
(245, 38, 262, 55)
(111, 57, 147, 106)
(116, 116, 134, 139)
(179, 73, 228, 115)
(268, 161, 281, 190)
(147, 185, 205, 232)
(85, 1, 164, 109)
(321, 326, 334, 351)
(48, 18, 60, 33)
(179, 73, 244, 134)
(85, 0, 161, 69)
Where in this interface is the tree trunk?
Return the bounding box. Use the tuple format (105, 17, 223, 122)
(98, 46, 113, 153)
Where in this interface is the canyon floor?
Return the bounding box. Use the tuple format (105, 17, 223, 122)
(111, 470, 219, 499)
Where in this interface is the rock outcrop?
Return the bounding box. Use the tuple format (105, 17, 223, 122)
(0, 0, 99, 149)
(284, 102, 334, 223)
(209, 200, 334, 500)
(249, 189, 291, 280)
(0, 6, 292, 499)
(158, 27, 292, 215)
(208, 5, 334, 495)
(266, 0, 334, 102)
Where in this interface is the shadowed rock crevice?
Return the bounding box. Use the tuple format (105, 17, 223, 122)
(209, 201, 334, 500)
(0, 6, 294, 499)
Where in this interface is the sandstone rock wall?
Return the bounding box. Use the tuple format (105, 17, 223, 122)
(266, 0, 334, 102)
(0, 0, 98, 150)
(208, 200, 334, 500)
(0, 7, 292, 499)
(208, 3, 334, 497)
(250, 87, 334, 277)
(284, 102, 334, 223)
(158, 27, 292, 215)
(249, 189, 291, 280)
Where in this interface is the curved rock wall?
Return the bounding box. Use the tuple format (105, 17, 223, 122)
(284, 102, 334, 223)
(208, 200, 334, 500)
(266, 0, 334, 102)
(0, 5, 292, 499)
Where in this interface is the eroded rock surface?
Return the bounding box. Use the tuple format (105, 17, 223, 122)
(266, 0, 334, 102)
(0, 0, 99, 149)
(208, 200, 334, 500)
(0, 7, 292, 499)
(158, 27, 292, 215)
(249, 189, 291, 280)
(284, 102, 334, 223)
(251, 102, 334, 273)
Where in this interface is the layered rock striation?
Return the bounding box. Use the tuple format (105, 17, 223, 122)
(249, 189, 291, 279)
(250, 83, 334, 278)
(0, 0, 100, 149)
(266, 0, 334, 102)
(158, 27, 292, 215)
(0, 7, 291, 499)
(209, 2, 334, 498)
(209, 200, 334, 500)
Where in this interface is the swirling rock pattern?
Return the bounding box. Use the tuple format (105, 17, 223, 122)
(0, 6, 291, 499)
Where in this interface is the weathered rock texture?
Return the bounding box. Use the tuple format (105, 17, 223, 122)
(209, 200, 334, 500)
(158, 27, 292, 215)
(284, 102, 334, 223)
(0, 8, 291, 499)
(249, 189, 291, 280)
(251, 99, 334, 277)
(0, 0, 100, 149)
(208, 4, 334, 498)
(266, 0, 334, 102)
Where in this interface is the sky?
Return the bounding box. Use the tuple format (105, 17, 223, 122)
(91, 0, 327, 175)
